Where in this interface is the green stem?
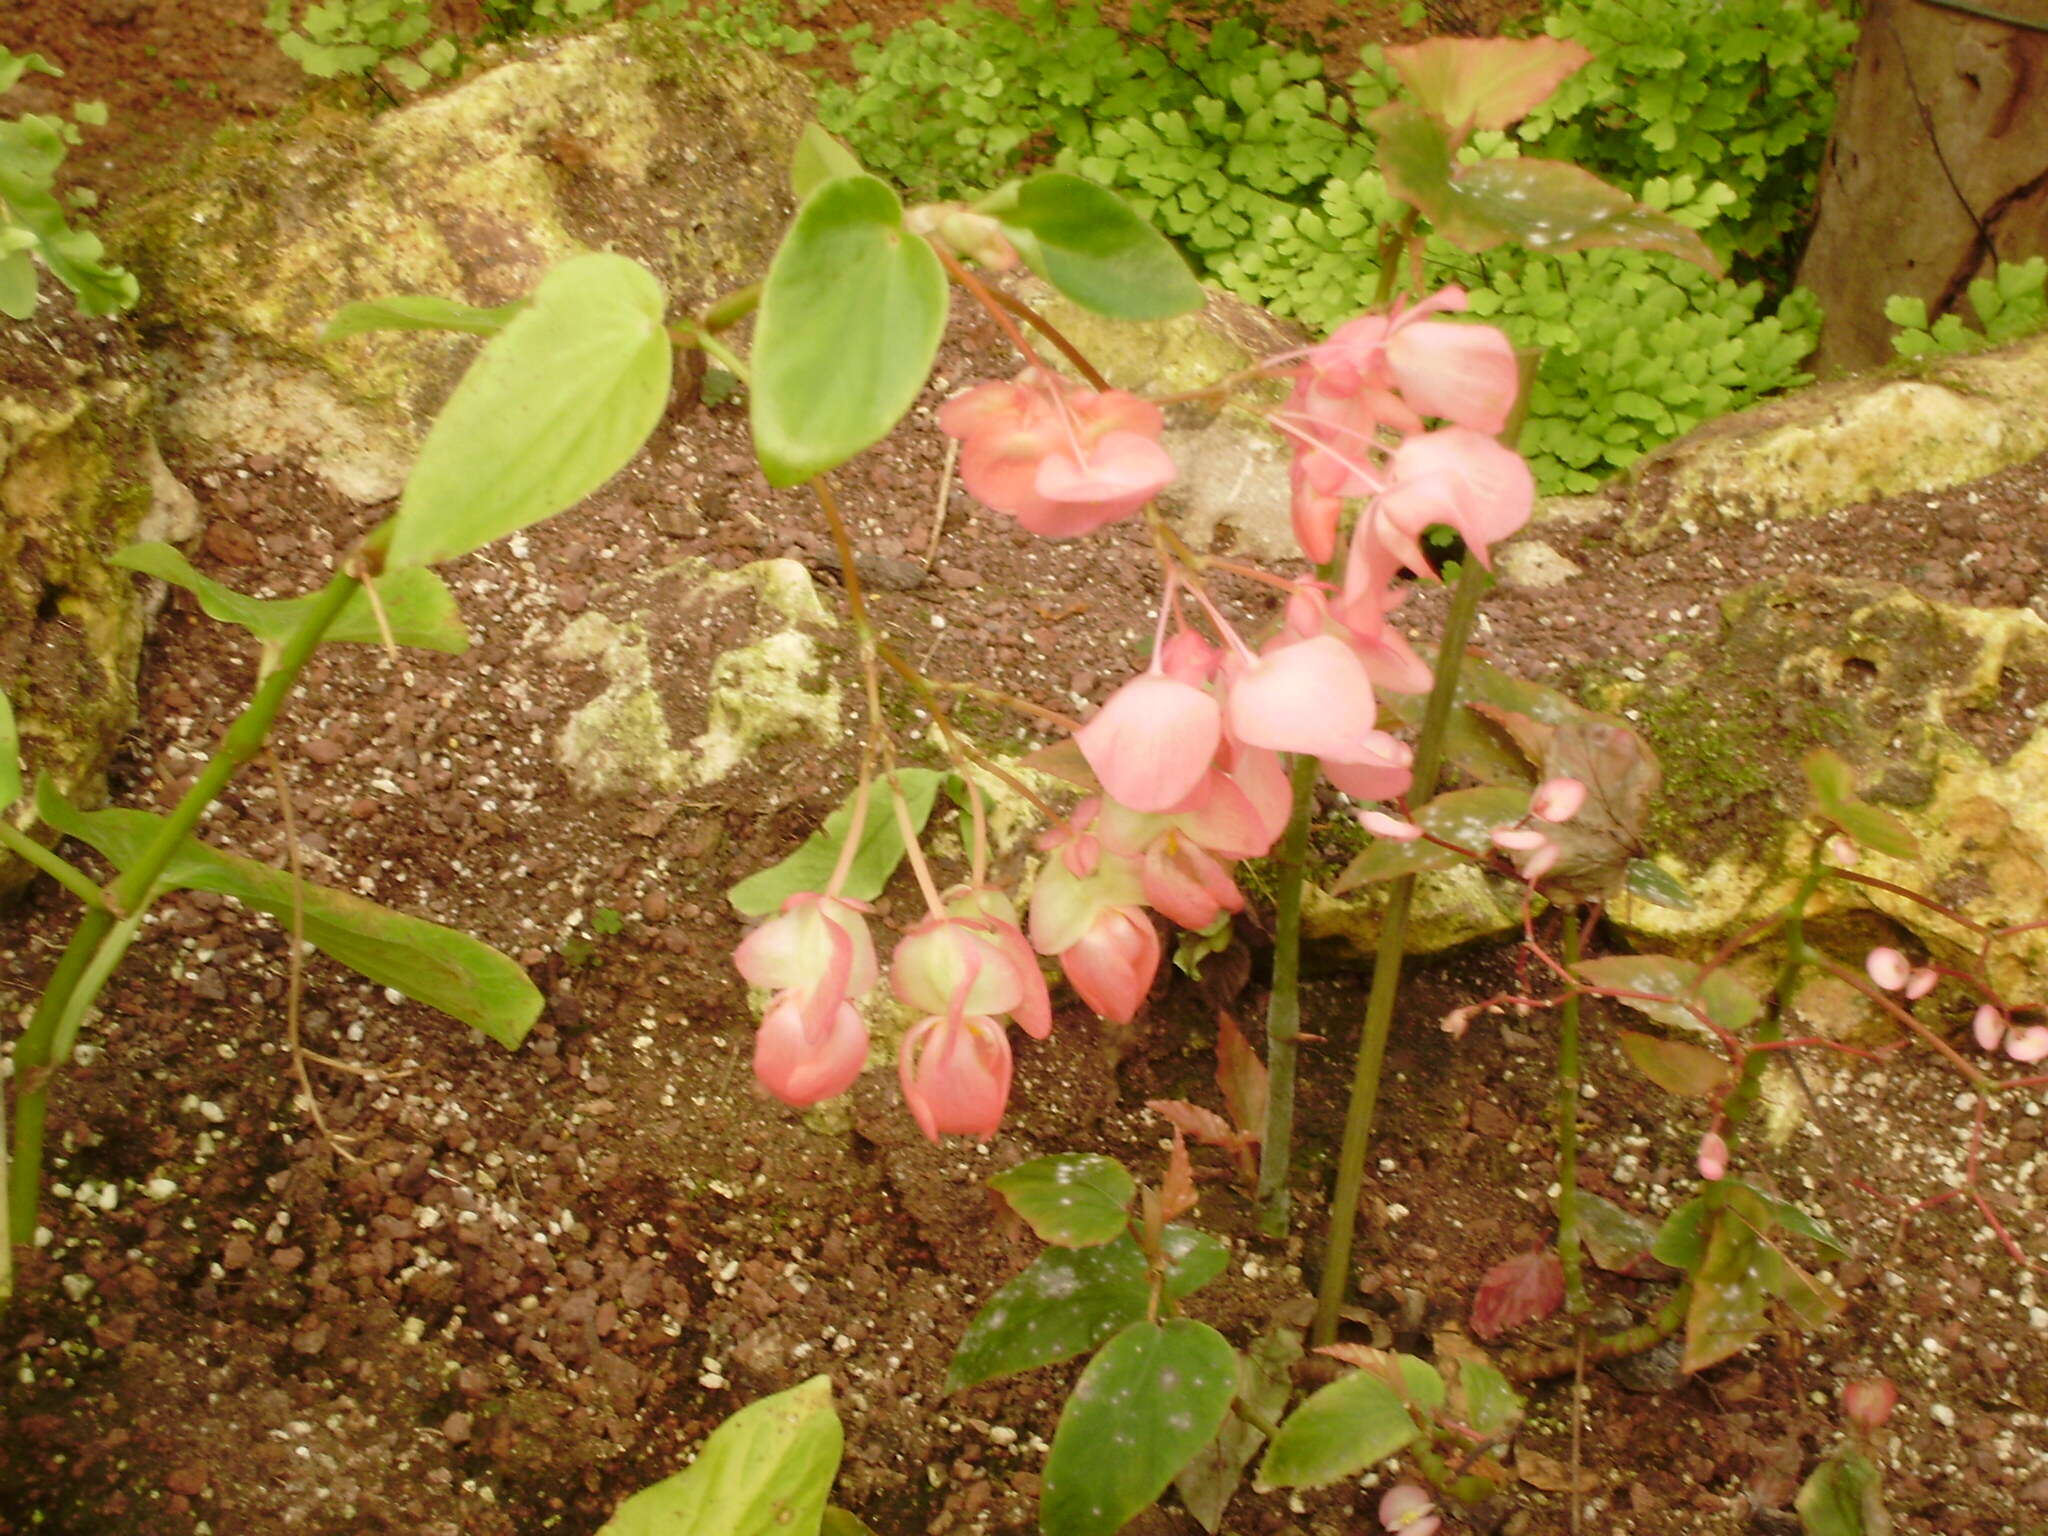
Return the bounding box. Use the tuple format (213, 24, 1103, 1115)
(1505, 1282, 1692, 1382)
(8, 557, 368, 1246)
(48, 901, 154, 1063)
(1372, 208, 1422, 308)
(1311, 560, 1490, 1346)
(1254, 748, 1324, 1237)
(1722, 842, 1824, 1147)
(0, 823, 105, 910)
(1556, 907, 1587, 1316)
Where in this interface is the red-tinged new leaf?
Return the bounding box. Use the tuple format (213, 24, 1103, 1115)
(1215, 1011, 1268, 1141)
(1471, 1249, 1566, 1341)
(1384, 37, 1592, 131)
(1161, 1130, 1198, 1223)
(1147, 1099, 1241, 1150)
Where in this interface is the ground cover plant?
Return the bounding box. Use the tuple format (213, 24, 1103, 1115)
(6, 3, 2048, 1534)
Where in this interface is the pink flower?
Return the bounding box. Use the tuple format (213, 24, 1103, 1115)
(899, 1009, 1014, 1141)
(2007, 1025, 2048, 1063)
(1531, 776, 1587, 823)
(1226, 634, 1377, 760)
(943, 884, 1052, 1040)
(1372, 426, 1535, 574)
(1864, 947, 1911, 992)
(1321, 731, 1415, 801)
(1378, 1483, 1442, 1536)
(1696, 1130, 1729, 1182)
(891, 913, 1038, 1034)
(1076, 672, 1222, 813)
(753, 991, 870, 1108)
(939, 370, 1175, 538)
(1903, 967, 1939, 1001)
(734, 892, 877, 1044)
(1973, 1003, 2008, 1053)
(1490, 825, 1549, 853)
(1139, 830, 1245, 931)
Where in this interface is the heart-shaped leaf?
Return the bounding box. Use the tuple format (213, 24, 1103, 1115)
(1374, 102, 1719, 273)
(988, 1153, 1134, 1247)
(944, 1228, 1225, 1391)
(1256, 1364, 1420, 1490)
(751, 174, 946, 486)
(1383, 37, 1591, 131)
(1618, 1030, 1734, 1098)
(322, 293, 524, 342)
(1332, 784, 1531, 891)
(39, 783, 540, 1047)
(386, 252, 672, 569)
(983, 172, 1204, 321)
(113, 543, 468, 663)
(1042, 1319, 1238, 1536)
(599, 1375, 840, 1536)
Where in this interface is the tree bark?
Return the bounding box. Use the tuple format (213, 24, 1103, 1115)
(1796, 0, 2048, 375)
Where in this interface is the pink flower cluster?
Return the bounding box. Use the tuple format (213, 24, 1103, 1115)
(1867, 945, 2048, 1064)
(735, 289, 1536, 1142)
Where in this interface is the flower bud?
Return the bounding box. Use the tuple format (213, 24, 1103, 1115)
(1864, 947, 1911, 992)
(1696, 1130, 1729, 1182)
(1843, 1376, 1898, 1433)
(1972, 1003, 2007, 1053)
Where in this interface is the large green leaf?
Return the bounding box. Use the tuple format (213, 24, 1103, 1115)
(38, 784, 540, 1047)
(322, 293, 524, 343)
(0, 688, 19, 807)
(600, 1376, 841, 1536)
(983, 172, 1204, 321)
(1331, 785, 1530, 891)
(386, 253, 672, 569)
(988, 1153, 1134, 1248)
(1042, 1320, 1238, 1536)
(750, 174, 946, 487)
(113, 542, 468, 664)
(1255, 1365, 1421, 1490)
(1574, 954, 1760, 1037)
(727, 769, 954, 918)
(1373, 102, 1718, 273)
(944, 1228, 1225, 1392)
(1174, 1324, 1301, 1533)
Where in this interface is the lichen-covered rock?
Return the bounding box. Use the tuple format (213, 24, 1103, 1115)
(1595, 578, 2048, 1005)
(113, 20, 808, 501)
(1, 324, 197, 897)
(549, 558, 839, 797)
(1621, 331, 2048, 549)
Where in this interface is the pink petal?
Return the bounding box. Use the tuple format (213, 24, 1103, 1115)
(1972, 1004, 2007, 1053)
(1531, 776, 1587, 823)
(1865, 947, 1911, 991)
(1696, 1130, 1729, 1182)
(1491, 825, 1548, 852)
(1378, 426, 1535, 567)
(2006, 1025, 2048, 1063)
(1076, 673, 1222, 813)
(1903, 967, 1939, 1001)
(754, 993, 870, 1108)
(899, 1012, 1014, 1142)
(1060, 906, 1160, 1024)
(1226, 634, 1377, 758)
(1384, 317, 1519, 433)
(1034, 429, 1175, 511)
(1140, 836, 1244, 931)
(1322, 730, 1414, 802)
(1358, 810, 1422, 841)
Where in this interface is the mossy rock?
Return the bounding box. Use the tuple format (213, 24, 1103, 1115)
(111, 20, 809, 501)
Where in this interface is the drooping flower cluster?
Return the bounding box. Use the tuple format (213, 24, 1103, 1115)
(734, 288, 1538, 1142)
(1866, 945, 2048, 1064)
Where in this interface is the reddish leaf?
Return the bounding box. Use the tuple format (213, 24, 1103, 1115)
(1161, 1130, 1198, 1223)
(1384, 36, 1591, 132)
(1215, 1011, 1268, 1142)
(1471, 1250, 1565, 1341)
(1147, 1099, 1242, 1149)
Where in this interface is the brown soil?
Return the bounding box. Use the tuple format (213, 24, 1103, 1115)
(5, 4, 2048, 1536)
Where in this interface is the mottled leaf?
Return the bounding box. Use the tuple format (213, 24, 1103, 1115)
(1624, 858, 1696, 910)
(1682, 1207, 1770, 1372)
(1571, 1191, 1663, 1276)
(1575, 954, 1761, 1038)
(1174, 1325, 1300, 1532)
(988, 1153, 1134, 1248)
(1796, 1445, 1892, 1536)
(1332, 784, 1530, 891)
(1042, 1319, 1238, 1536)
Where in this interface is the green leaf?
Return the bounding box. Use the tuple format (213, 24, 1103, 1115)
(944, 1228, 1223, 1392)
(1174, 1324, 1301, 1534)
(1617, 1030, 1733, 1098)
(1458, 1359, 1522, 1439)
(112, 543, 468, 663)
(0, 116, 139, 316)
(323, 293, 525, 342)
(1803, 748, 1916, 859)
(0, 689, 20, 808)
(820, 1510, 881, 1536)
(1651, 1195, 1711, 1271)
(1373, 103, 1719, 274)
(1331, 785, 1530, 891)
(1797, 1445, 1891, 1536)
(727, 769, 952, 918)
(1682, 1205, 1770, 1373)
(1624, 857, 1696, 910)
(1384, 37, 1590, 131)
(1728, 1180, 1847, 1262)
(0, 247, 38, 320)
(791, 121, 865, 203)
(387, 253, 671, 569)
(1255, 1365, 1420, 1490)
(1572, 1190, 1661, 1274)
(985, 172, 1204, 320)
(1573, 954, 1761, 1037)
(750, 174, 946, 487)
(599, 1375, 841, 1536)
(38, 783, 541, 1047)
(1042, 1320, 1238, 1536)
(989, 1153, 1135, 1247)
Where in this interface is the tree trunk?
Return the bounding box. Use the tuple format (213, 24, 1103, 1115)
(1796, 0, 2048, 375)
